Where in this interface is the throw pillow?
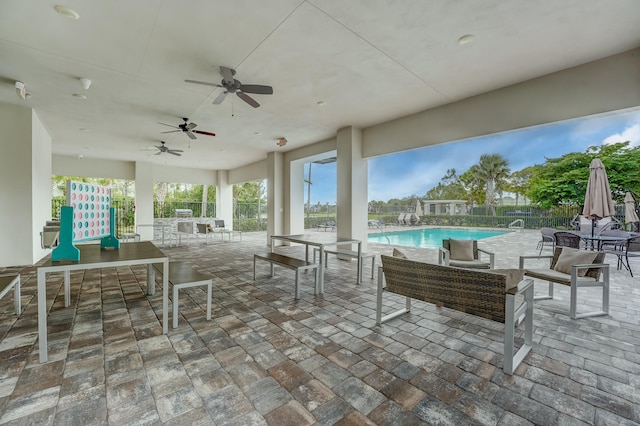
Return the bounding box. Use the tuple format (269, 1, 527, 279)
(392, 248, 408, 259)
(553, 247, 598, 277)
(449, 239, 474, 261)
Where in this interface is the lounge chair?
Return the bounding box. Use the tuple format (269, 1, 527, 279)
(438, 238, 495, 269)
(519, 246, 609, 319)
(318, 221, 336, 231)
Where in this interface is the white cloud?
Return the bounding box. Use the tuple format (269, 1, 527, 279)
(602, 123, 640, 147)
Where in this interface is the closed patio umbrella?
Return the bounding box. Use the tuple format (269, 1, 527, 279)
(624, 191, 639, 228)
(582, 158, 614, 237)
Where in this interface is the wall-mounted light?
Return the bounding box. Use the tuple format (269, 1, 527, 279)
(79, 77, 91, 90)
(15, 81, 26, 100)
(276, 137, 287, 147)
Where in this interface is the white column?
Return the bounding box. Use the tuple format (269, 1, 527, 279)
(336, 126, 368, 251)
(134, 162, 154, 240)
(0, 103, 52, 267)
(216, 170, 233, 228)
(267, 152, 284, 244)
(288, 161, 305, 235)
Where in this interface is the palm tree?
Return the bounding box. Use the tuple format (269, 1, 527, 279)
(469, 154, 510, 216)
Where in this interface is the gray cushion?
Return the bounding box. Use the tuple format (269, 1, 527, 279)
(393, 248, 408, 259)
(449, 259, 490, 269)
(553, 247, 598, 277)
(449, 239, 474, 261)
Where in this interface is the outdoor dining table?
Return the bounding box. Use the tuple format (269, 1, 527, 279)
(36, 241, 169, 363)
(270, 234, 362, 294)
(578, 234, 629, 251)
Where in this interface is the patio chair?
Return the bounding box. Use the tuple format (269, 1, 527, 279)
(553, 231, 581, 249)
(170, 221, 195, 246)
(211, 219, 242, 241)
(196, 223, 214, 244)
(519, 246, 609, 319)
(536, 227, 556, 255)
(438, 239, 494, 269)
(603, 235, 640, 277)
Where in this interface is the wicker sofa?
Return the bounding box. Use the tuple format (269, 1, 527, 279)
(376, 255, 534, 375)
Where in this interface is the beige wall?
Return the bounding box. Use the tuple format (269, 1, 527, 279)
(0, 104, 52, 267)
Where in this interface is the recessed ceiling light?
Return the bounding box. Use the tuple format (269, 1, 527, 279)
(317, 101, 327, 107)
(457, 34, 474, 45)
(72, 93, 87, 99)
(55, 5, 80, 20)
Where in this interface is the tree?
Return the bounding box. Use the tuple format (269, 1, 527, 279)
(527, 142, 640, 208)
(468, 154, 510, 215)
(424, 169, 467, 200)
(504, 166, 534, 206)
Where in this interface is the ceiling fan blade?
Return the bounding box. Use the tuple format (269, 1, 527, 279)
(212, 91, 227, 105)
(160, 130, 181, 134)
(237, 91, 260, 108)
(186, 131, 197, 140)
(193, 130, 216, 137)
(168, 149, 184, 153)
(187, 122, 197, 130)
(240, 84, 273, 95)
(154, 151, 162, 155)
(158, 122, 179, 129)
(167, 151, 182, 156)
(184, 79, 222, 88)
(220, 66, 235, 85)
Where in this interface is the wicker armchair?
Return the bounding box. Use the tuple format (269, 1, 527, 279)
(519, 246, 609, 319)
(377, 255, 534, 375)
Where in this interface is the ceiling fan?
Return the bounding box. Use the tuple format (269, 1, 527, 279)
(154, 141, 183, 156)
(185, 66, 274, 108)
(158, 117, 216, 140)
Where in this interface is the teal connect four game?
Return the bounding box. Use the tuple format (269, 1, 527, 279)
(52, 180, 120, 261)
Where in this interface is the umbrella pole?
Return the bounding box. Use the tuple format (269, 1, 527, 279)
(591, 218, 596, 238)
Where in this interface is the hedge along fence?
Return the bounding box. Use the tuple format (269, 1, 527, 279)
(419, 214, 577, 229)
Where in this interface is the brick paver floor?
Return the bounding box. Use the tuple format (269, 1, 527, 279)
(0, 228, 638, 425)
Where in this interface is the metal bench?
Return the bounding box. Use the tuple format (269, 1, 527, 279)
(253, 252, 319, 299)
(154, 261, 211, 328)
(0, 274, 21, 315)
(313, 248, 375, 284)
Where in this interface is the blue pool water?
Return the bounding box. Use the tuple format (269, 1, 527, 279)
(368, 228, 508, 249)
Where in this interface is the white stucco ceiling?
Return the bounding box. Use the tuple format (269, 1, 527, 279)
(0, 0, 638, 170)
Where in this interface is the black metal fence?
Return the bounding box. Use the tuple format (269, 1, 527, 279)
(51, 199, 628, 237)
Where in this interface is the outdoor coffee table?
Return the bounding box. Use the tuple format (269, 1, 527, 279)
(36, 241, 169, 363)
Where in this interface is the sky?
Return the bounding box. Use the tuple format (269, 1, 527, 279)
(304, 109, 640, 205)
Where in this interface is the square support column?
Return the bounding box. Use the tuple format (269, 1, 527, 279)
(134, 162, 154, 240)
(336, 126, 368, 252)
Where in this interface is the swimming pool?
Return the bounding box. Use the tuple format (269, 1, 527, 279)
(368, 228, 509, 249)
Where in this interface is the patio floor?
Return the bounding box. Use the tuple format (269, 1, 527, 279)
(0, 228, 639, 425)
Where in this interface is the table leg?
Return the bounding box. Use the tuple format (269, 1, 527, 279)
(162, 259, 169, 334)
(37, 269, 48, 363)
(64, 270, 71, 307)
(318, 246, 324, 294)
(146, 264, 155, 296)
(357, 242, 362, 285)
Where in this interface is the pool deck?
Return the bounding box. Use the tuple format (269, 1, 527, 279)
(0, 227, 639, 424)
